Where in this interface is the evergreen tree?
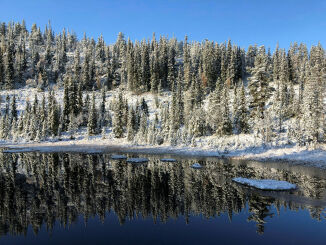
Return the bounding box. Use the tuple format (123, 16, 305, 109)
(113, 92, 124, 138)
(140, 97, 149, 116)
(48, 92, 60, 136)
(5, 41, 15, 89)
(217, 86, 232, 136)
(87, 92, 98, 136)
(234, 82, 249, 134)
(0, 48, 5, 88)
(82, 51, 92, 90)
(248, 46, 271, 121)
(62, 76, 70, 130)
(127, 107, 137, 141)
(10, 94, 17, 121)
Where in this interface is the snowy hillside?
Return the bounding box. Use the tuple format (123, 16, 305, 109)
(0, 21, 325, 166)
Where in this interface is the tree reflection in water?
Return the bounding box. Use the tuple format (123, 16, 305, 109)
(0, 152, 325, 237)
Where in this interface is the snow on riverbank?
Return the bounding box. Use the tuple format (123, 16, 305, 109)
(232, 177, 297, 190)
(2, 136, 326, 169)
(2, 87, 326, 168)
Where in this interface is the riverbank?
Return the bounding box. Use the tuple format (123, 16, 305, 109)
(2, 137, 326, 169)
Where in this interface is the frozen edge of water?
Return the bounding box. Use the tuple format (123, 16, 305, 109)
(2, 141, 326, 169)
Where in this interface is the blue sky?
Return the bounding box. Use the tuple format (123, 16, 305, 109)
(1, 0, 325, 49)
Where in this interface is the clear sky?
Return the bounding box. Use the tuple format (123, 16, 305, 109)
(1, 0, 325, 49)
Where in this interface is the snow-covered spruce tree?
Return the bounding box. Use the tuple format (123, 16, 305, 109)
(232, 83, 239, 131)
(168, 88, 178, 145)
(113, 92, 124, 138)
(123, 98, 129, 128)
(100, 87, 106, 127)
(189, 106, 206, 138)
(160, 104, 170, 142)
(176, 72, 184, 127)
(127, 106, 137, 141)
(138, 111, 148, 142)
(77, 82, 83, 115)
(82, 93, 90, 126)
(272, 51, 288, 138)
(96, 34, 106, 64)
(216, 85, 232, 136)
(68, 112, 78, 139)
(4, 95, 9, 115)
(22, 99, 31, 139)
(248, 46, 271, 135)
(10, 94, 17, 122)
(246, 45, 257, 71)
(11, 117, 18, 141)
(17, 113, 24, 137)
(87, 92, 98, 136)
(302, 60, 324, 145)
(28, 93, 41, 141)
(207, 80, 222, 134)
(69, 74, 78, 116)
(261, 109, 274, 145)
(272, 43, 280, 82)
(5, 40, 15, 89)
(82, 49, 92, 90)
(280, 51, 295, 119)
(147, 121, 157, 145)
(140, 97, 149, 116)
(298, 58, 308, 113)
(169, 82, 178, 133)
(0, 115, 7, 139)
(62, 76, 70, 131)
(0, 48, 5, 88)
(73, 49, 81, 82)
(150, 40, 160, 93)
(48, 91, 60, 137)
(39, 95, 48, 140)
(140, 39, 151, 91)
(202, 40, 218, 91)
(234, 81, 249, 134)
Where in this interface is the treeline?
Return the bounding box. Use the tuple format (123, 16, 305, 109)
(0, 21, 325, 146)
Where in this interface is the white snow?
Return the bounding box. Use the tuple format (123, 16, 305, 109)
(160, 158, 177, 162)
(191, 163, 202, 169)
(232, 177, 297, 190)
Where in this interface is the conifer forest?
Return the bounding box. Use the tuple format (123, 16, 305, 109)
(0, 21, 325, 150)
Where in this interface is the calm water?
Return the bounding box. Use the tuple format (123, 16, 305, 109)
(0, 151, 325, 245)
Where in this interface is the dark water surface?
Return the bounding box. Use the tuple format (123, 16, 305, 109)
(0, 151, 325, 244)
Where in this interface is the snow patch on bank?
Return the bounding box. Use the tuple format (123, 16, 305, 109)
(232, 177, 297, 190)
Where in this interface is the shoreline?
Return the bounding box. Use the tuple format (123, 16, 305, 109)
(2, 139, 326, 169)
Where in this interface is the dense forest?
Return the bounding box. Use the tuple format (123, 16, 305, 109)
(0, 21, 325, 147)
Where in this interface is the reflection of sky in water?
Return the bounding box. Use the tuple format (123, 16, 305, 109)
(0, 152, 325, 245)
(3, 210, 325, 245)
